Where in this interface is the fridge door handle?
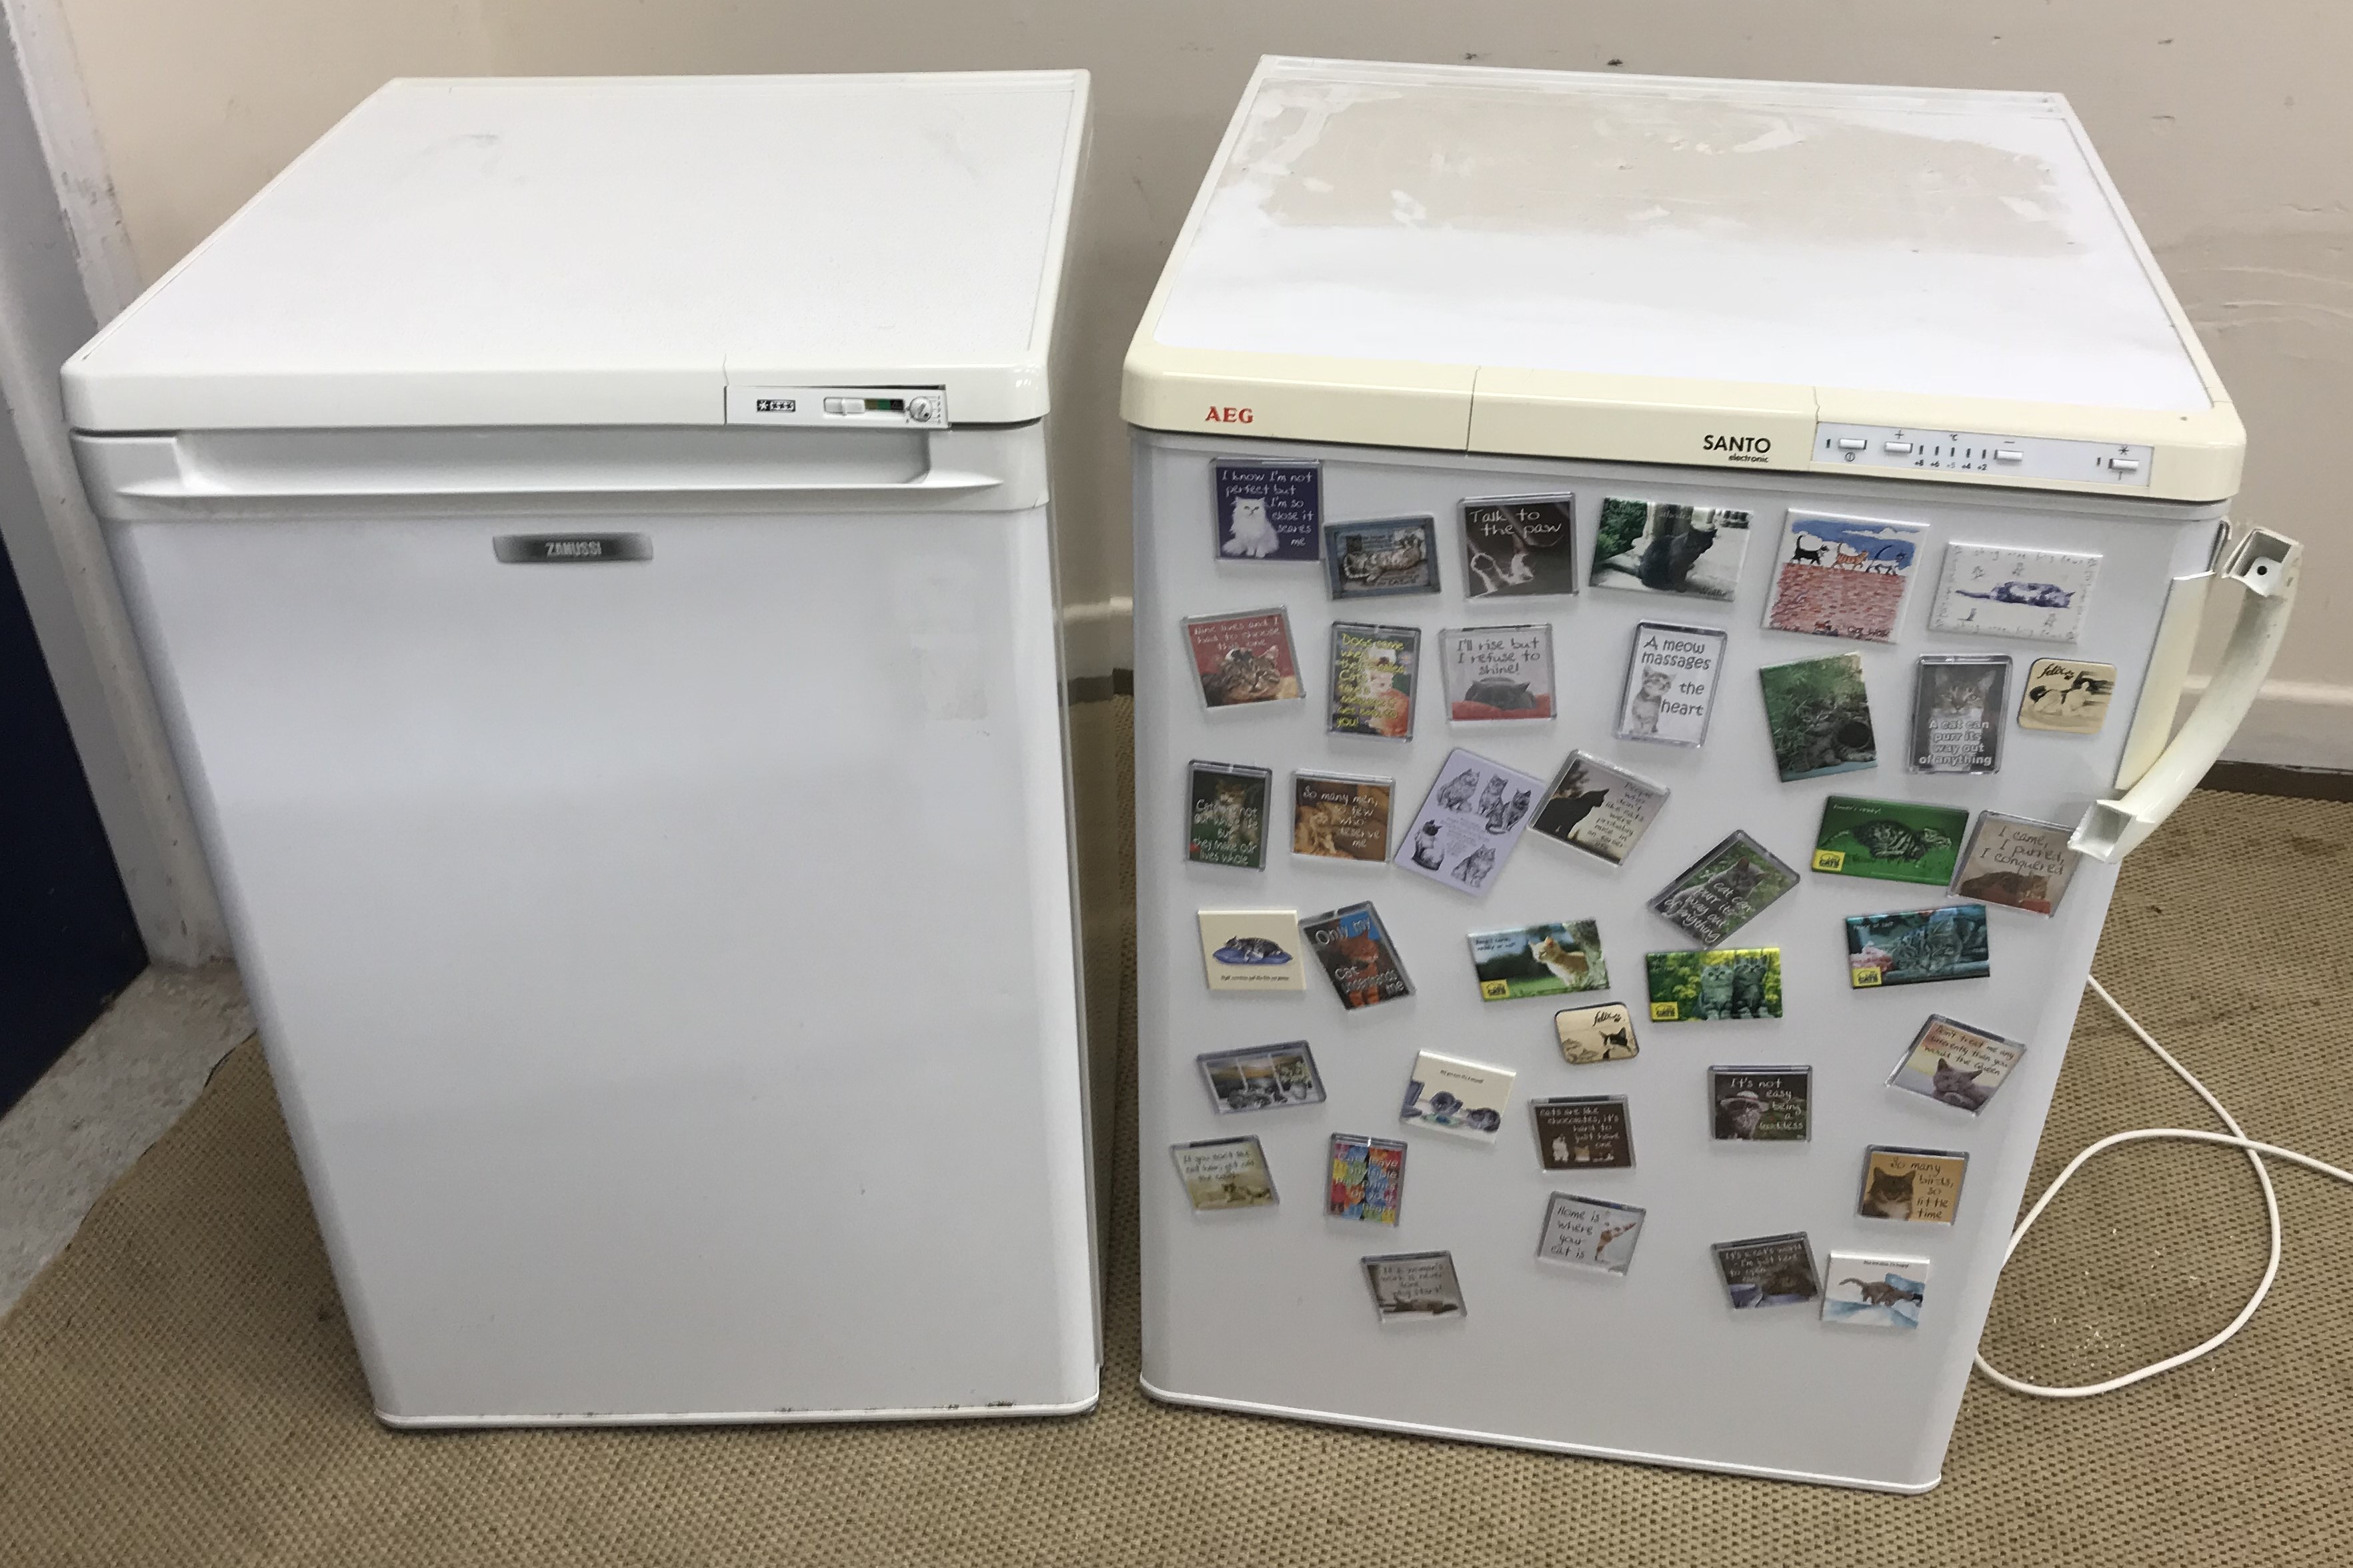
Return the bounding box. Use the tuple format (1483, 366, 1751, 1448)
(2072, 528, 2302, 862)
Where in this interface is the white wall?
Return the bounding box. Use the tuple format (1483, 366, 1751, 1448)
(44, 0, 2353, 759)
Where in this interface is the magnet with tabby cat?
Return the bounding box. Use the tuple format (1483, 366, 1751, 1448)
(1324, 517, 1442, 599)
(1469, 919, 1608, 1001)
(1292, 771, 1394, 863)
(1910, 655, 2009, 775)
(1644, 947, 1782, 1022)
(1858, 1146, 1968, 1224)
(1810, 795, 1968, 886)
(1887, 1014, 2025, 1113)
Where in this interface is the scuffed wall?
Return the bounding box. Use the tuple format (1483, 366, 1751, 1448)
(48, 1, 2353, 754)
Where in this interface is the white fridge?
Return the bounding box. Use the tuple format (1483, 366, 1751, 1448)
(65, 73, 1103, 1425)
(1126, 59, 2298, 1491)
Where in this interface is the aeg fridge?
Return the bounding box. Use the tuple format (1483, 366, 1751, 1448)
(66, 73, 1102, 1425)
(1126, 59, 2298, 1491)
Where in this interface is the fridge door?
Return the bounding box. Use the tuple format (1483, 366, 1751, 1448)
(1133, 427, 2227, 1489)
(85, 425, 1097, 1423)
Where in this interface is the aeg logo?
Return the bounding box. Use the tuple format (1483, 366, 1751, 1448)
(1206, 405, 1254, 424)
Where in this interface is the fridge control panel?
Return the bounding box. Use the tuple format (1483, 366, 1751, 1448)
(726, 385, 949, 428)
(1812, 423, 2153, 487)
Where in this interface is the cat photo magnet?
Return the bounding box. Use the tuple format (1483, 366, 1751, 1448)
(1887, 1014, 2025, 1113)
(1212, 459, 1321, 563)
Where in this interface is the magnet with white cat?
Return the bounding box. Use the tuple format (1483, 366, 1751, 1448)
(1212, 458, 1321, 563)
(1616, 621, 1728, 747)
(1858, 1145, 1968, 1224)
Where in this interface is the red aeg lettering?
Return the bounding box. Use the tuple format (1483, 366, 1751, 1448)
(1204, 405, 1255, 424)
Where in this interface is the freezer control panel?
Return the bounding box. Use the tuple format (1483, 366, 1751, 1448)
(1812, 423, 2153, 487)
(726, 385, 949, 428)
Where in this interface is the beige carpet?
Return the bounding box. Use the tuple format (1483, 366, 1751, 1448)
(3, 701, 2350, 1565)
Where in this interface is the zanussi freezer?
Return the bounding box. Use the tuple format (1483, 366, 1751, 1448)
(67, 71, 1102, 1425)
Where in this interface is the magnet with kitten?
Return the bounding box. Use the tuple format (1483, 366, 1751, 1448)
(1858, 1146, 1968, 1224)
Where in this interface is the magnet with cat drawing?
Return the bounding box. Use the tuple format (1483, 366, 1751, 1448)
(1212, 458, 1321, 563)
(1391, 747, 1546, 897)
(1858, 1145, 1968, 1224)
(1616, 621, 1728, 746)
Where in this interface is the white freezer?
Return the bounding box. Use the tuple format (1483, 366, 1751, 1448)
(1123, 59, 2294, 1491)
(67, 73, 1102, 1425)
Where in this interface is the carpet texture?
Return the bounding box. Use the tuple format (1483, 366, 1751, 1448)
(3, 697, 2350, 1566)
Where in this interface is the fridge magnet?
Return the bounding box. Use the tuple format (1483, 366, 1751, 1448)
(1529, 751, 1670, 867)
(1399, 1049, 1518, 1143)
(1847, 904, 1991, 988)
(1300, 901, 1414, 1010)
(1822, 1253, 1930, 1329)
(1859, 1146, 1969, 1224)
(1212, 458, 1320, 563)
(1555, 1001, 1641, 1064)
(1470, 919, 1608, 1001)
(1197, 910, 1307, 993)
(1952, 811, 2080, 915)
(1328, 1133, 1407, 1225)
(1198, 1040, 1326, 1114)
(1186, 760, 1274, 869)
(1363, 1251, 1466, 1321)
(1888, 1014, 2027, 1113)
(1590, 498, 1751, 600)
(1184, 609, 1303, 709)
(1462, 493, 1579, 599)
(1537, 1192, 1646, 1275)
(1644, 947, 1782, 1022)
(1171, 1137, 1279, 1211)
(1759, 513, 1927, 643)
(1910, 655, 2010, 775)
(1712, 1233, 1821, 1309)
(1531, 1097, 1635, 1171)
(1292, 771, 1394, 863)
(1758, 651, 1878, 781)
(1616, 622, 1728, 747)
(1324, 516, 1442, 599)
(1649, 830, 1801, 946)
(2019, 657, 2118, 734)
(1708, 1067, 1811, 1141)
(1392, 747, 1546, 895)
(1440, 624, 1555, 722)
(1327, 623, 1420, 740)
(1810, 795, 1968, 886)
(1929, 543, 2101, 642)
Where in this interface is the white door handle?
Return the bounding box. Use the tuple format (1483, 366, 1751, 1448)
(2072, 528, 2302, 861)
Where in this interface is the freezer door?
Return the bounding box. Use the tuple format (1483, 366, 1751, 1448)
(1131, 428, 2229, 1490)
(102, 466, 1096, 1423)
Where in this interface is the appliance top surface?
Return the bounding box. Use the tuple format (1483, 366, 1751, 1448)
(1147, 59, 2213, 416)
(65, 72, 1087, 429)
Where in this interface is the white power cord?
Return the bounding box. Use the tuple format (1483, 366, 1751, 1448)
(1974, 975, 2353, 1398)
